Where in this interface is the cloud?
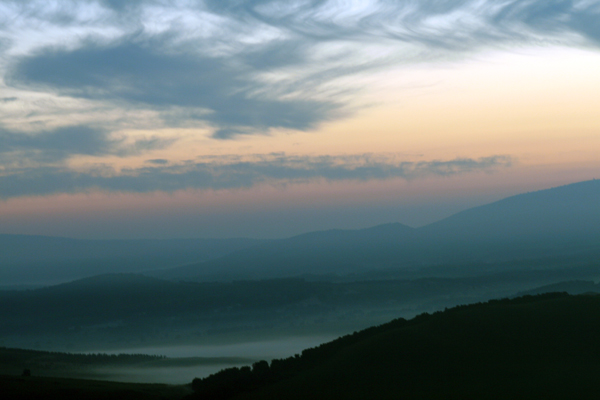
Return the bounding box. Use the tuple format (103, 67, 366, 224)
(0, 125, 173, 165)
(146, 158, 169, 165)
(0, 153, 513, 198)
(4, 1, 599, 141)
(204, 0, 600, 46)
(6, 39, 340, 139)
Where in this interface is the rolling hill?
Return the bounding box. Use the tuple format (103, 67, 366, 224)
(153, 223, 418, 280)
(0, 236, 263, 285)
(4, 270, 586, 352)
(2, 179, 598, 285)
(157, 179, 600, 281)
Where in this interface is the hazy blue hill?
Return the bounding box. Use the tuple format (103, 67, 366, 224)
(0, 272, 418, 332)
(189, 293, 600, 400)
(156, 223, 417, 280)
(292, 222, 415, 241)
(421, 179, 600, 242)
(0, 235, 264, 264)
(3, 270, 565, 351)
(0, 274, 190, 332)
(410, 179, 600, 264)
(4, 179, 599, 285)
(0, 235, 264, 285)
(158, 180, 600, 281)
(35, 273, 181, 295)
(514, 280, 600, 297)
(0, 274, 339, 345)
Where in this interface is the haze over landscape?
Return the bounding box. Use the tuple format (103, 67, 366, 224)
(1, 1, 599, 399)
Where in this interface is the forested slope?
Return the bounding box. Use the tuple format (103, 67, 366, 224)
(188, 293, 600, 400)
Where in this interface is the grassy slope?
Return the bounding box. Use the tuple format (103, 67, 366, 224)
(190, 293, 600, 400)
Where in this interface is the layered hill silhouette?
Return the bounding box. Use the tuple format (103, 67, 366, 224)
(157, 179, 600, 281)
(188, 293, 600, 400)
(0, 273, 497, 337)
(514, 280, 600, 297)
(2, 179, 598, 285)
(154, 222, 418, 280)
(8, 270, 592, 351)
(0, 236, 262, 285)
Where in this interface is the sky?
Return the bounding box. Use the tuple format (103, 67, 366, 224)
(0, 0, 599, 239)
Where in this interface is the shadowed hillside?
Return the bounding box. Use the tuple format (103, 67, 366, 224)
(5, 270, 596, 351)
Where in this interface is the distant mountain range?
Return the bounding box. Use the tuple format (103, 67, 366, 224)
(1, 179, 599, 285)
(429, 178, 600, 240)
(0, 236, 263, 285)
(156, 179, 600, 281)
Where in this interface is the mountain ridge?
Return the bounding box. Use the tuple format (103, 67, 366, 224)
(156, 179, 600, 281)
(2, 179, 598, 284)
(0, 236, 265, 285)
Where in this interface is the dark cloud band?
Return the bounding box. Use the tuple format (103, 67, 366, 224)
(0, 154, 513, 198)
(0, 125, 174, 164)
(6, 40, 339, 139)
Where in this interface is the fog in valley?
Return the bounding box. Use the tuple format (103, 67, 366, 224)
(82, 336, 337, 384)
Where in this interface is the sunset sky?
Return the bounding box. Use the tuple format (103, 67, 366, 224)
(0, 0, 599, 239)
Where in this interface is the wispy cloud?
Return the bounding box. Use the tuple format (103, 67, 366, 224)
(2, 0, 599, 140)
(203, 0, 600, 46)
(0, 1, 592, 198)
(0, 153, 513, 198)
(0, 124, 174, 166)
(6, 39, 341, 139)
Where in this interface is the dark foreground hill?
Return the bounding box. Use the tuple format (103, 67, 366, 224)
(188, 293, 600, 400)
(158, 179, 600, 281)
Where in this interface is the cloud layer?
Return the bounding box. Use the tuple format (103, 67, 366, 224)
(0, 124, 173, 168)
(7, 40, 340, 139)
(0, 153, 513, 198)
(0, 0, 596, 198)
(4, 0, 600, 139)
